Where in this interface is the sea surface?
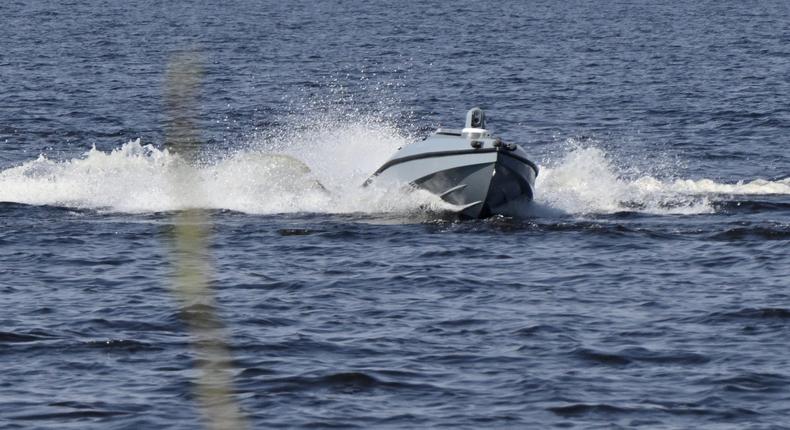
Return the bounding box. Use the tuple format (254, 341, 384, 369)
(2, 1, 790, 429)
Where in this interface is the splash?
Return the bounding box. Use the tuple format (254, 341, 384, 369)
(0, 116, 449, 215)
(1, 125, 788, 217)
(535, 146, 790, 215)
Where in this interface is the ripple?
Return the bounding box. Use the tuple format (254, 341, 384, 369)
(714, 200, 790, 214)
(277, 228, 317, 236)
(709, 225, 790, 241)
(0, 330, 55, 343)
(693, 307, 790, 324)
(12, 410, 131, 420)
(707, 372, 790, 393)
(257, 371, 447, 395)
(573, 346, 710, 366)
(573, 347, 632, 366)
(548, 403, 631, 417)
(83, 339, 162, 352)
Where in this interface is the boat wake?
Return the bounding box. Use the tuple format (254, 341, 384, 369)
(0, 119, 788, 218)
(534, 146, 790, 216)
(0, 116, 451, 216)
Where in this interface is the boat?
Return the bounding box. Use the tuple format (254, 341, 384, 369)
(364, 108, 538, 218)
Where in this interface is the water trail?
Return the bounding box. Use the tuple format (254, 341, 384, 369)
(1, 129, 787, 217)
(533, 145, 790, 216)
(0, 115, 449, 215)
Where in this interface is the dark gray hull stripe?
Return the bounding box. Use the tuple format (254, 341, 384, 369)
(370, 148, 539, 178)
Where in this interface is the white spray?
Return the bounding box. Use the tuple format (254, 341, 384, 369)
(1, 121, 788, 217)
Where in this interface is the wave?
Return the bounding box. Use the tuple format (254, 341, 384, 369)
(0, 116, 450, 215)
(535, 146, 790, 215)
(1, 119, 787, 217)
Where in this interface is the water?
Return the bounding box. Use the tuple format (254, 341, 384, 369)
(2, 1, 789, 428)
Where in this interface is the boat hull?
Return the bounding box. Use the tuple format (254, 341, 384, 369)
(412, 151, 536, 218)
(369, 145, 537, 218)
(365, 112, 538, 219)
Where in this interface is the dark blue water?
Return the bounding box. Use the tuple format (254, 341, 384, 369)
(2, 1, 789, 428)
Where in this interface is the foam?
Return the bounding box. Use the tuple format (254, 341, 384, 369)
(1, 122, 787, 217)
(535, 146, 789, 216)
(0, 115, 450, 215)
